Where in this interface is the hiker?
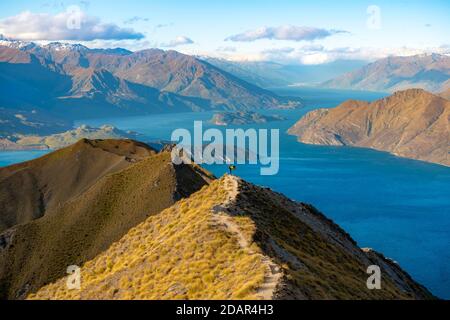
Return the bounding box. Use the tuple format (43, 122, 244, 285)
(228, 165, 236, 175)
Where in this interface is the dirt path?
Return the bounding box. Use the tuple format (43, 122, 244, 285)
(212, 175, 282, 300)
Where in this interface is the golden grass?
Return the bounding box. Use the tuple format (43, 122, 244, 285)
(230, 180, 430, 300)
(0, 147, 212, 300)
(29, 178, 267, 300)
(27, 175, 433, 300)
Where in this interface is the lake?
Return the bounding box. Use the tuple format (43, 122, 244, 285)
(1, 88, 449, 298)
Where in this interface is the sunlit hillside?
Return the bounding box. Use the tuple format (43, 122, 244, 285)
(29, 176, 434, 300)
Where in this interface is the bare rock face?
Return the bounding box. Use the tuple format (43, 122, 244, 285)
(289, 89, 450, 167)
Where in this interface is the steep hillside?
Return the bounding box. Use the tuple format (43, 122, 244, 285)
(0, 107, 71, 136)
(439, 84, 450, 100)
(60, 68, 210, 117)
(30, 175, 433, 300)
(288, 89, 449, 166)
(0, 139, 156, 232)
(0, 48, 207, 120)
(0, 140, 213, 299)
(323, 54, 450, 93)
(0, 42, 298, 124)
(84, 49, 297, 110)
(0, 51, 71, 111)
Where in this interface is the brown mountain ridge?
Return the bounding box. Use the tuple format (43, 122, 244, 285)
(0, 42, 299, 124)
(323, 54, 450, 93)
(0, 139, 213, 299)
(0, 139, 436, 300)
(289, 89, 449, 166)
(29, 175, 433, 300)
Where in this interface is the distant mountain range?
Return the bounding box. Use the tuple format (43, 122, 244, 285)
(204, 58, 368, 88)
(0, 41, 298, 130)
(0, 139, 434, 299)
(289, 89, 449, 166)
(322, 54, 450, 93)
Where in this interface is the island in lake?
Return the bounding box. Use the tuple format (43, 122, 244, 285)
(210, 111, 286, 126)
(0, 125, 138, 151)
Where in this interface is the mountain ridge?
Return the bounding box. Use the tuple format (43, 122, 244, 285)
(0, 139, 213, 299)
(322, 54, 450, 93)
(0, 139, 157, 232)
(288, 89, 449, 166)
(27, 174, 434, 300)
(204, 57, 368, 88)
(0, 41, 298, 125)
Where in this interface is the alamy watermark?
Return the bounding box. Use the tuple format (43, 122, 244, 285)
(367, 5, 382, 30)
(66, 265, 81, 290)
(367, 265, 382, 290)
(171, 121, 279, 176)
(63, 263, 382, 291)
(66, 5, 83, 30)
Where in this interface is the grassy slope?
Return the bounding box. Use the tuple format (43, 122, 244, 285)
(233, 180, 433, 299)
(29, 176, 434, 300)
(0, 139, 156, 232)
(29, 177, 267, 300)
(0, 145, 211, 299)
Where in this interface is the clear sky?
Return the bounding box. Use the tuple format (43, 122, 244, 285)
(0, 0, 448, 64)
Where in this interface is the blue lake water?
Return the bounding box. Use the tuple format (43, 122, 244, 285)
(1, 88, 449, 298)
(0, 150, 50, 167)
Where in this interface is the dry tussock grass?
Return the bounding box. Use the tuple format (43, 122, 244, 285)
(29, 178, 266, 300)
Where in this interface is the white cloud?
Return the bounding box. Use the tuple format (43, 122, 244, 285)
(0, 10, 144, 41)
(160, 36, 194, 47)
(225, 25, 348, 42)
